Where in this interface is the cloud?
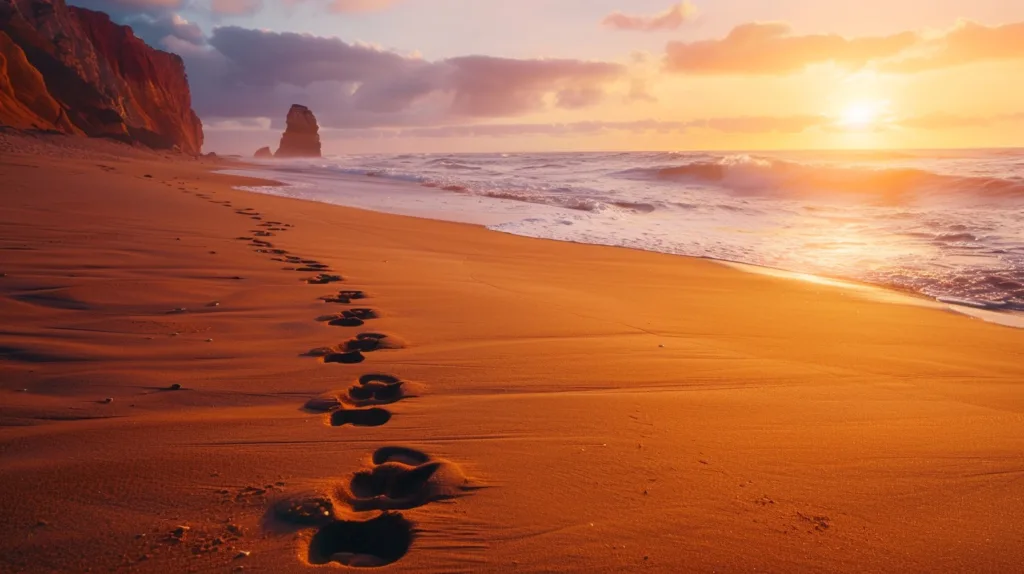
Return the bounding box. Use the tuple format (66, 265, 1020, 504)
(664, 20, 1024, 75)
(694, 115, 827, 133)
(882, 21, 1024, 73)
(127, 13, 206, 47)
(327, 0, 401, 12)
(603, 2, 696, 32)
(70, 0, 184, 16)
(665, 22, 917, 74)
(897, 111, 1024, 130)
(204, 117, 273, 130)
(69, 0, 207, 48)
(444, 56, 622, 116)
(207, 110, 1024, 143)
(310, 119, 693, 139)
(210, 0, 263, 16)
(193, 27, 626, 128)
(285, 115, 835, 140)
(279, 0, 402, 13)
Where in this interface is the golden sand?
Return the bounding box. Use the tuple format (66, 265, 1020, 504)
(2, 140, 1023, 572)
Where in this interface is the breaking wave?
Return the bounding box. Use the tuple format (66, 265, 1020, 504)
(614, 155, 1024, 201)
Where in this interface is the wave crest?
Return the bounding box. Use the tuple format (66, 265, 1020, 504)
(616, 155, 1024, 201)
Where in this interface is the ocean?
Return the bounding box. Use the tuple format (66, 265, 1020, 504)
(228, 148, 1024, 326)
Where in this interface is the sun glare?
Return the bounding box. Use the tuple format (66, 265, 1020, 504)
(837, 101, 888, 130)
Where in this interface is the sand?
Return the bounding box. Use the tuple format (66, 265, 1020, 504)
(2, 135, 1024, 573)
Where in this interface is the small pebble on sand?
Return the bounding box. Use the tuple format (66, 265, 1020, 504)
(102, 398, 113, 404)
(169, 383, 182, 391)
(235, 551, 250, 559)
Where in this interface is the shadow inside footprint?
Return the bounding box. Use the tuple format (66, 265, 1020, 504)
(307, 512, 413, 568)
(330, 407, 391, 427)
(303, 374, 409, 414)
(344, 333, 398, 353)
(373, 446, 430, 466)
(322, 290, 367, 304)
(329, 317, 365, 327)
(347, 375, 405, 405)
(351, 462, 441, 501)
(343, 447, 475, 511)
(307, 274, 343, 285)
(324, 309, 379, 328)
(323, 351, 365, 364)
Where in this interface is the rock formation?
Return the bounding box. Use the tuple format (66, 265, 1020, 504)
(254, 146, 272, 158)
(0, 0, 203, 154)
(275, 104, 321, 158)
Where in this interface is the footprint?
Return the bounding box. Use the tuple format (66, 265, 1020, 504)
(341, 447, 475, 511)
(304, 374, 409, 411)
(307, 274, 343, 285)
(372, 446, 430, 466)
(344, 333, 401, 353)
(323, 351, 365, 364)
(307, 512, 413, 567)
(348, 374, 405, 405)
(321, 290, 367, 304)
(318, 309, 379, 328)
(331, 407, 391, 427)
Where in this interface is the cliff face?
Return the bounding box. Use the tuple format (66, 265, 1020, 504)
(275, 104, 321, 158)
(0, 0, 203, 154)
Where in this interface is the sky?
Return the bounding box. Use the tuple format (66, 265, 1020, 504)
(71, 0, 1024, 154)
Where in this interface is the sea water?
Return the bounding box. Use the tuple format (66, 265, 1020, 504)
(226, 148, 1024, 325)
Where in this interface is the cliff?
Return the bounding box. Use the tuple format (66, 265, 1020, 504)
(275, 104, 321, 158)
(0, 0, 203, 154)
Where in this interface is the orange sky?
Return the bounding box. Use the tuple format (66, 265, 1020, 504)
(110, 0, 1024, 153)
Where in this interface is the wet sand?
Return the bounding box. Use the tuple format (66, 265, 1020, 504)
(2, 139, 1024, 573)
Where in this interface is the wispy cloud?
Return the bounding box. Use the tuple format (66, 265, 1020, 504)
(602, 2, 697, 32)
(210, 0, 263, 16)
(665, 22, 916, 74)
(664, 20, 1024, 75)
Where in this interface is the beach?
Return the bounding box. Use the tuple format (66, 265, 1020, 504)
(2, 139, 1024, 573)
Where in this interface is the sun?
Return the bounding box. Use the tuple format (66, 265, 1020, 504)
(837, 100, 889, 130)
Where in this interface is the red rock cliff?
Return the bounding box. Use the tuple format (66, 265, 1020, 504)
(0, 0, 203, 154)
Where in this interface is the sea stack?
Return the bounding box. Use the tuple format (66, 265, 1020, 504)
(275, 104, 322, 158)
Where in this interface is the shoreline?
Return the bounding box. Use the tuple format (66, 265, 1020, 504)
(222, 163, 1024, 329)
(3, 141, 1024, 573)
